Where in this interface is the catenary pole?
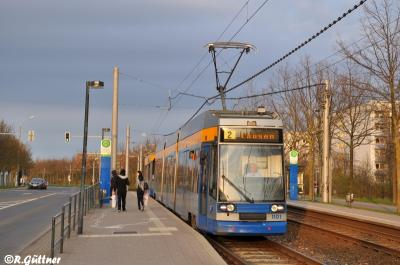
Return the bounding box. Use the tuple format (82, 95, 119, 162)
(111, 66, 119, 171)
(322, 80, 330, 203)
(125, 125, 130, 177)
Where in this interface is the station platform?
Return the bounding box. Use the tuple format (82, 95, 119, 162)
(287, 199, 400, 229)
(59, 192, 226, 265)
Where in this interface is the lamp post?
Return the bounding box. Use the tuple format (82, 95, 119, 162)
(78, 80, 104, 235)
(16, 115, 35, 187)
(101, 128, 111, 140)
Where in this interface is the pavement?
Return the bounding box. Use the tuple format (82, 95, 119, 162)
(58, 192, 226, 265)
(288, 199, 400, 229)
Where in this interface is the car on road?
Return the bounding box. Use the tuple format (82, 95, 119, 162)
(28, 178, 48, 189)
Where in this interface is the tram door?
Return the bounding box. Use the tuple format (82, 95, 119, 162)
(198, 145, 211, 230)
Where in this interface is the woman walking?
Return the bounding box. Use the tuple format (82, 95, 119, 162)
(136, 171, 145, 211)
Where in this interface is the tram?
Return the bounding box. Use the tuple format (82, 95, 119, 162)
(143, 108, 286, 235)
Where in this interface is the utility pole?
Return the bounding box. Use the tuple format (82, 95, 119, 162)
(322, 80, 331, 203)
(111, 66, 119, 171)
(397, 121, 400, 213)
(125, 125, 130, 177)
(92, 159, 95, 185)
(139, 144, 143, 171)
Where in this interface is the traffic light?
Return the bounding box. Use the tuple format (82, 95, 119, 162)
(65, 131, 70, 143)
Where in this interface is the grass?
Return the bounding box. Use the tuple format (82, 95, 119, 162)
(0, 185, 17, 190)
(354, 196, 394, 206)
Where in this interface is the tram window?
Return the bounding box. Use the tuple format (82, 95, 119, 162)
(209, 145, 218, 199)
(192, 149, 199, 193)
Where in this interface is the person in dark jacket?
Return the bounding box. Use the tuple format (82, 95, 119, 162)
(110, 170, 118, 195)
(136, 171, 145, 211)
(115, 169, 130, 212)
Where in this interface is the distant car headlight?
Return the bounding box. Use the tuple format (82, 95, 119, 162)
(226, 204, 235, 212)
(219, 204, 227, 211)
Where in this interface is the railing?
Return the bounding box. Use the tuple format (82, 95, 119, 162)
(50, 183, 99, 258)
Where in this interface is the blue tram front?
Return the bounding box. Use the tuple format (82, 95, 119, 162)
(146, 110, 287, 236)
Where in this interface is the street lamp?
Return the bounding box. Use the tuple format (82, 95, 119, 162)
(78, 80, 104, 235)
(101, 127, 111, 140)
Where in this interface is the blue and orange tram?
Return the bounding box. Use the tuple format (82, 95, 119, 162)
(143, 109, 286, 235)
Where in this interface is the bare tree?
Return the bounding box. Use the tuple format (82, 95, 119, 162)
(338, 0, 400, 209)
(332, 62, 375, 193)
(263, 57, 330, 200)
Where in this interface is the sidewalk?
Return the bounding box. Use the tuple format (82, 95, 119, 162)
(297, 195, 397, 214)
(59, 192, 226, 265)
(288, 199, 400, 229)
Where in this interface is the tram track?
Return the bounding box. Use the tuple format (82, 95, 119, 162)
(205, 235, 322, 265)
(287, 206, 400, 259)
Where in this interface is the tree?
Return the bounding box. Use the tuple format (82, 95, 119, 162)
(0, 119, 33, 182)
(332, 62, 375, 194)
(338, 0, 400, 210)
(261, 58, 330, 200)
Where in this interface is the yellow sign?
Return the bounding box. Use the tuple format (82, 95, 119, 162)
(223, 129, 236, 140)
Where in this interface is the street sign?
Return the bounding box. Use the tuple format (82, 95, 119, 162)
(101, 139, 111, 157)
(289, 150, 298, 165)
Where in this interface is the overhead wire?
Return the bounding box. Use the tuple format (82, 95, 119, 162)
(170, 0, 271, 105)
(150, 1, 252, 134)
(220, 0, 368, 98)
(154, 0, 271, 135)
(120, 72, 165, 90)
(168, 0, 369, 135)
(224, 83, 325, 100)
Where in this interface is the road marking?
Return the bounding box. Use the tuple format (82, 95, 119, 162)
(79, 232, 172, 238)
(0, 193, 57, 211)
(148, 227, 177, 232)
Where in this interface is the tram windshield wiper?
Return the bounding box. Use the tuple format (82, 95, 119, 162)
(221, 175, 254, 203)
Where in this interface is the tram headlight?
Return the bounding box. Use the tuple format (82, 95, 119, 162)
(271, 204, 285, 212)
(226, 204, 235, 212)
(219, 204, 235, 212)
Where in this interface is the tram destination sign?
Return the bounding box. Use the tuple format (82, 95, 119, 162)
(220, 128, 282, 143)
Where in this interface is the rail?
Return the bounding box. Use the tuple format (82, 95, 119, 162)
(50, 183, 99, 258)
(205, 234, 322, 265)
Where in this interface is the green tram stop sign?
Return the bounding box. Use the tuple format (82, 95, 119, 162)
(101, 139, 111, 157)
(289, 150, 298, 165)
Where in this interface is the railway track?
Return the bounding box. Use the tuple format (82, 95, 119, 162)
(287, 205, 400, 258)
(206, 235, 322, 265)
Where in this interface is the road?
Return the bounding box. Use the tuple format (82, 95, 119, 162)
(0, 186, 79, 258)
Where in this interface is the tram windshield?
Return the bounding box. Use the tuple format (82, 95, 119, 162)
(219, 144, 284, 202)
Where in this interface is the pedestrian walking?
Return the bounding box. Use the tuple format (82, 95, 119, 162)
(110, 170, 118, 209)
(143, 181, 150, 207)
(136, 171, 145, 211)
(115, 169, 130, 212)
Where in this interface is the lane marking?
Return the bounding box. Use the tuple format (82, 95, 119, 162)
(148, 227, 177, 232)
(0, 193, 57, 211)
(79, 232, 172, 238)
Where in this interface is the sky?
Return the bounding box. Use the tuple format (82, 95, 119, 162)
(0, 0, 367, 159)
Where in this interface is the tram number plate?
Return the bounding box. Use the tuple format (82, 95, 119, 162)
(266, 213, 286, 221)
